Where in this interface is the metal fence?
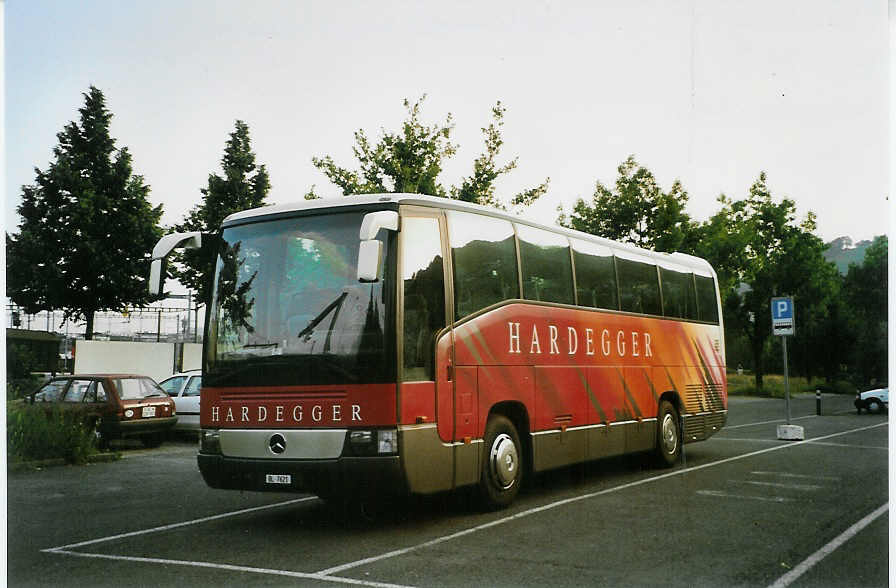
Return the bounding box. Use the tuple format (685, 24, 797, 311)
(6, 296, 205, 344)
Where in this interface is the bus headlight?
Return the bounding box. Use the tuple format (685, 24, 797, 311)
(348, 429, 397, 455)
(200, 430, 221, 454)
(378, 430, 397, 454)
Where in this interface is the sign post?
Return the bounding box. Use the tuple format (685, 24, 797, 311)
(771, 297, 802, 440)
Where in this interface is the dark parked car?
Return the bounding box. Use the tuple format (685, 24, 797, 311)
(30, 374, 177, 448)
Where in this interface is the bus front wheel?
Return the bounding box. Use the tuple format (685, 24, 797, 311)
(655, 400, 681, 467)
(478, 415, 523, 509)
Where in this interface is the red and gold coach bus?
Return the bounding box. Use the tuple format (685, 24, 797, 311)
(149, 194, 726, 508)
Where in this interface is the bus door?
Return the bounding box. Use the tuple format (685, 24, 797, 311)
(397, 207, 455, 449)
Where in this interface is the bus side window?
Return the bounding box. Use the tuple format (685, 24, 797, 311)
(570, 238, 617, 310)
(616, 256, 661, 316)
(516, 224, 574, 305)
(402, 216, 446, 381)
(660, 266, 698, 320)
(448, 211, 518, 320)
(695, 274, 719, 323)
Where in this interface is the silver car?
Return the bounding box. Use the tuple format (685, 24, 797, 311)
(855, 387, 888, 414)
(158, 370, 202, 432)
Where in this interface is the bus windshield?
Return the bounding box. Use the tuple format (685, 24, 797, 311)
(204, 211, 395, 387)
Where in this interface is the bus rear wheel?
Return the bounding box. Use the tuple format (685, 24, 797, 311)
(478, 415, 523, 510)
(654, 400, 681, 467)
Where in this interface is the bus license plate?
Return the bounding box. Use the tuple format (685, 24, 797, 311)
(266, 474, 291, 485)
(141, 406, 156, 418)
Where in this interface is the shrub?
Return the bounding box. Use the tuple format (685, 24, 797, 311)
(726, 372, 851, 398)
(7, 376, 41, 401)
(7, 403, 96, 465)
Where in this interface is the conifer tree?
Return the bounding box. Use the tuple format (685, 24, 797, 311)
(172, 120, 271, 304)
(7, 86, 162, 339)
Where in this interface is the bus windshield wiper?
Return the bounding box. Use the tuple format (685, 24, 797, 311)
(298, 292, 348, 341)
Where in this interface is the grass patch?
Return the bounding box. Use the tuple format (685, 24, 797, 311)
(727, 372, 857, 398)
(7, 402, 98, 465)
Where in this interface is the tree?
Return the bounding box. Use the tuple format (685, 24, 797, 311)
(450, 102, 549, 209)
(842, 235, 888, 385)
(311, 96, 549, 209)
(7, 86, 162, 339)
(557, 156, 698, 253)
(172, 120, 271, 304)
(697, 172, 836, 389)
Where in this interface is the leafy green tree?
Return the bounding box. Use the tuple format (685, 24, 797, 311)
(311, 96, 549, 209)
(7, 86, 162, 339)
(450, 102, 549, 209)
(313, 96, 456, 197)
(557, 155, 698, 253)
(698, 172, 835, 389)
(172, 120, 271, 304)
(842, 235, 888, 385)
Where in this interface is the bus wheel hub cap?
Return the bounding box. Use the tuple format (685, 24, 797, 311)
(662, 414, 677, 454)
(490, 433, 517, 489)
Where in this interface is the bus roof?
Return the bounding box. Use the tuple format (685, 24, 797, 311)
(223, 193, 716, 276)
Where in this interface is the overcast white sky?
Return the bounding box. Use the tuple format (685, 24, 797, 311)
(4, 0, 890, 244)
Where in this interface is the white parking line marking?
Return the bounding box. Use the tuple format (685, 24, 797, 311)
(695, 490, 793, 503)
(724, 415, 816, 430)
(767, 503, 888, 588)
(45, 550, 414, 588)
(715, 437, 789, 444)
(44, 497, 316, 551)
(751, 471, 840, 481)
(41, 421, 887, 585)
(316, 422, 887, 577)
(740, 480, 822, 492)
(809, 441, 888, 451)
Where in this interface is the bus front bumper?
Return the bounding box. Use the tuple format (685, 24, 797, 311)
(197, 453, 405, 497)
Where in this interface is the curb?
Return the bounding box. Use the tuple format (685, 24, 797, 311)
(8, 451, 122, 473)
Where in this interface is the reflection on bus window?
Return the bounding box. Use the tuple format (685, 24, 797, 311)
(206, 212, 395, 387)
(695, 274, 719, 323)
(517, 224, 574, 305)
(571, 238, 618, 310)
(402, 216, 445, 381)
(616, 256, 661, 315)
(448, 211, 518, 320)
(660, 266, 698, 320)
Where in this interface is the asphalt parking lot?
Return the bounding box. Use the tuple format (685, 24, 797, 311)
(7, 394, 888, 587)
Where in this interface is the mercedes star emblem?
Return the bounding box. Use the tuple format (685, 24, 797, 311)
(269, 433, 286, 455)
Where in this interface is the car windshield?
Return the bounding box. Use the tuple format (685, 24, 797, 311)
(35, 380, 68, 402)
(205, 210, 396, 387)
(114, 378, 167, 400)
(159, 376, 186, 396)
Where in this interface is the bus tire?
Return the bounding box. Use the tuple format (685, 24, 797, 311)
(655, 400, 681, 467)
(478, 415, 523, 510)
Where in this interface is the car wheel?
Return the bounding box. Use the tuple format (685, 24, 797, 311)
(141, 433, 164, 448)
(478, 415, 523, 510)
(654, 400, 681, 467)
(867, 399, 882, 414)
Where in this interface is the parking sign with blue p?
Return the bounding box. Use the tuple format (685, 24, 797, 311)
(771, 297, 795, 336)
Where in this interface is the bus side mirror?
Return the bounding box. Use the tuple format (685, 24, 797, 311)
(357, 211, 398, 283)
(357, 240, 383, 282)
(149, 259, 165, 297)
(148, 232, 202, 296)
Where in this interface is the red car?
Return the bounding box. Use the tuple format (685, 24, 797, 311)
(30, 374, 177, 448)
